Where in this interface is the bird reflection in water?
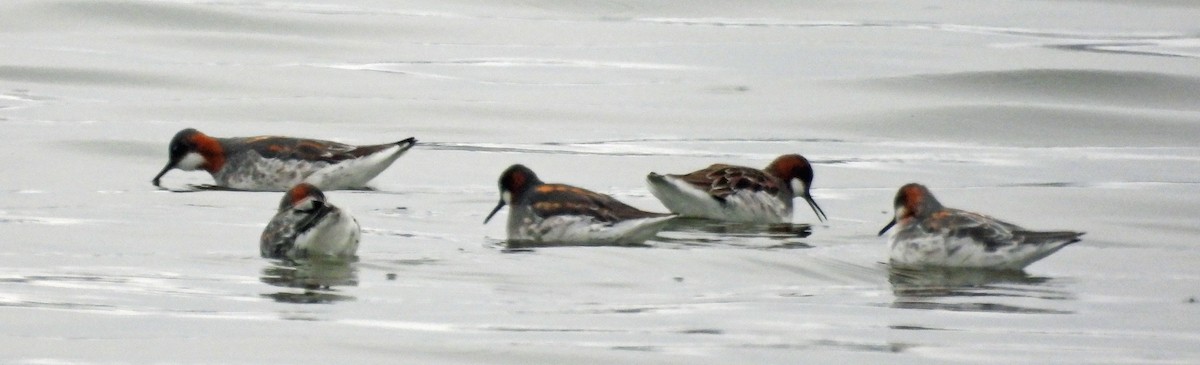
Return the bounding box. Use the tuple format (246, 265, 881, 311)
(260, 258, 358, 304)
(887, 266, 1073, 314)
(653, 218, 813, 249)
(498, 218, 814, 250)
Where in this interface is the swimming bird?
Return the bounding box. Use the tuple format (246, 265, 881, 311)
(152, 128, 416, 191)
(261, 183, 360, 260)
(878, 183, 1083, 270)
(484, 164, 675, 246)
(645, 154, 827, 223)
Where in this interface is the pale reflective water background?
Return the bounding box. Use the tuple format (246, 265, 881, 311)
(2, 1, 1200, 363)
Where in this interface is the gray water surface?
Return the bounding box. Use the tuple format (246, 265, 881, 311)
(2, 1, 1199, 363)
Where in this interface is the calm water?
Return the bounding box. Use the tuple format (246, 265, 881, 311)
(3, 1, 1200, 363)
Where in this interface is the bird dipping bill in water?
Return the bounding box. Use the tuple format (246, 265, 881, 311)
(152, 128, 416, 191)
(484, 164, 675, 246)
(879, 183, 1082, 270)
(646, 154, 827, 223)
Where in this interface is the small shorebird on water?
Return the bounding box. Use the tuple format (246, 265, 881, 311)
(261, 183, 360, 260)
(645, 154, 827, 224)
(484, 164, 675, 246)
(152, 128, 416, 191)
(879, 183, 1083, 270)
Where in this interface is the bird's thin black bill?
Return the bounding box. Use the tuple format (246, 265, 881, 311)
(804, 196, 828, 222)
(483, 200, 505, 224)
(151, 162, 174, 187)
(878, 219, 896, 236)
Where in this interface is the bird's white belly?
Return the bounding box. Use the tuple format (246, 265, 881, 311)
(508, 213, 672, 245)
(889, 233, 1043, 270)
(718, 190, 791, 223)
(216, 152, 326, 191)
(293, 211, 361, 258)
(304, 145, 405, 190)
(215, 145, 405, 191)
(648, 176, 789, 223)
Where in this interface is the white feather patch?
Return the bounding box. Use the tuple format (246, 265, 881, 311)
(176, 152, 207, 171)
